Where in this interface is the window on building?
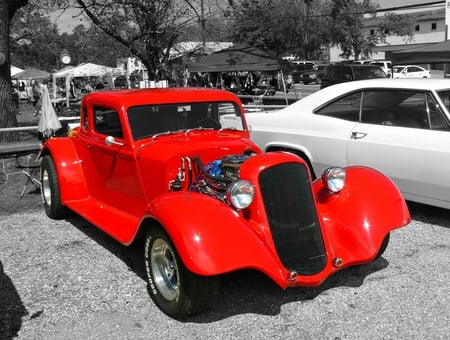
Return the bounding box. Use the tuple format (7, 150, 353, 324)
(431, 22, 437, 30)
(415, 24, 420, 31)
(370, 29, 375, 35)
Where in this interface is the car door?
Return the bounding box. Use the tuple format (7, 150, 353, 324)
(346, 89, 450, 207)
(83, 105, 147, 216)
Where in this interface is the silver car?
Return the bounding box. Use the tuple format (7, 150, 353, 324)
(247, 78, 450, 209)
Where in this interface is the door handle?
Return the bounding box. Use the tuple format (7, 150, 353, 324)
(351, 131, 367, 139)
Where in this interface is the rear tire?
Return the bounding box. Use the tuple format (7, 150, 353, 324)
(40, 155, 70, 219)
(144, 228, 219, 319)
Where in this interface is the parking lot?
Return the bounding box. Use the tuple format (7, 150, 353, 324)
(1, 174, 449, 339)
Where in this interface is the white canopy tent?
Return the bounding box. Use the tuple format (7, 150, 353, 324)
(52, 63, 124, 106)
(11, 65, 24, 77)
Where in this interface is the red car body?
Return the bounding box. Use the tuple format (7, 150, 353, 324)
(40, 88, 410, 318)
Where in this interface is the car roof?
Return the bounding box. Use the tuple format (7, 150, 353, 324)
(284, 78, 450, 112)
(393, 65, 425, 68)
(82, 87, 241, 108)
(326, 64, 381, 68)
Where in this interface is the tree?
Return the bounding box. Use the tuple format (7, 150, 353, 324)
(67, 24, 130, 67)
(10, 6, 63, 72)
(327, 0, 413, 60)
(73, 0, 227, 80)
(0, 0, 29, 142)
(228, 0, 329, 59)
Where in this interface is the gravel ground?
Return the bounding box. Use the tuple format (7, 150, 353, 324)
(1, 168, 450, 339)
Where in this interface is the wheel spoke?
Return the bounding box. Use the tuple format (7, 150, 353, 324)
(151, 239, 179, 301)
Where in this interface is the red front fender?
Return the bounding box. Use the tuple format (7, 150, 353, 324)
(146, 192, 289, 287)
(314, 166, 410, 265)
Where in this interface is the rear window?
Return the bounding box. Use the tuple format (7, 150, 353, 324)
(353, 66, 386, 79)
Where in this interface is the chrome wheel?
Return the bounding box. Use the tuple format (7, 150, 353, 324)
(41, 166, 52, 207)
(151, 238, 180, 301)
(40, 155, 69, 219)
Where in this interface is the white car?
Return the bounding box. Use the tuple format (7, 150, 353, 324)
(392, 65, 431, 78)
(370, 60, 392, 77)
(247, 79, 450, 209)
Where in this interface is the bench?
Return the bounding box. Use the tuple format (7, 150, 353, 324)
(0, 140, 42, 197)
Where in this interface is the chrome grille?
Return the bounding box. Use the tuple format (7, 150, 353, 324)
(259, 162, 326, 275)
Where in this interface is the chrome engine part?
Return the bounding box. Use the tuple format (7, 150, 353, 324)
(190, 153, 254, 202)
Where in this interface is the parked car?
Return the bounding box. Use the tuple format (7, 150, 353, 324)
(300, 64, 327, 85)
(40, 87, 410, 318)
(290, 61, 317, 83)
(392, 65, 431, 78)
(247, 78, 450, 209)
(370, 60, 393, 77)
(320, 64, 387, 88)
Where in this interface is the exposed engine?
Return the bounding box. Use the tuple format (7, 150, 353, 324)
(169, 151, 255, 204)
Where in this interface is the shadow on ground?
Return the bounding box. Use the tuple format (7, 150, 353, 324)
(64, 214, 389, 322)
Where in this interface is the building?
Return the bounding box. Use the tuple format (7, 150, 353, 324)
(330, 0, 447, 63)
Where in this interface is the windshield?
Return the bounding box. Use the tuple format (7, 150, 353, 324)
(127, 101, 245, 140)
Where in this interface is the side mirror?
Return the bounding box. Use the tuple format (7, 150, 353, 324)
(105, 135, 124, 147)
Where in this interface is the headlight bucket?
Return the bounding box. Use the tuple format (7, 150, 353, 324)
(227, 180, 255, 209)
(321, 166, 346, 193)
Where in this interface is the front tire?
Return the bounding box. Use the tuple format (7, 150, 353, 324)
(144, 228, 219, 319)
(375, 233, 390, 259)
(40, 155, 70, 219)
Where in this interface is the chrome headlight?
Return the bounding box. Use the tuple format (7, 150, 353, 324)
(227, 180, 255, 209)
(321, 166, 346, 193)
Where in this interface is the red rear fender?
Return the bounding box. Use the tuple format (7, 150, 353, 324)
(41, 138, 89, 202)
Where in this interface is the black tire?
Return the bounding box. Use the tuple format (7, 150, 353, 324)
(144, 228, 219, 319)
(375, 233, 390, 259)
(40, 155, 70, 219)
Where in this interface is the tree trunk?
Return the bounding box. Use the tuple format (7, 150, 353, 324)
(0, 0, 28, 142)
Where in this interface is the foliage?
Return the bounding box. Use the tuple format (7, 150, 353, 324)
(73, 0, 204, 79)
(326, 0, 412, 60)
(11, 6, 62, 72)
(10, 4, 130, 71)
(0, 0, 29, 141)
(64, 25, 130, 67)
(228, 0, 329, 60)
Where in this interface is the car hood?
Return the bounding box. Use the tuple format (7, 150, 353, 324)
(134, 131, 260, 199)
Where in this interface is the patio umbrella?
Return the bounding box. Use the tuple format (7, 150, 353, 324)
(38, 84, 62, 138)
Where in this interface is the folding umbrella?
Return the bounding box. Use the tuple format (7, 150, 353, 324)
(38, 84, 62, 139)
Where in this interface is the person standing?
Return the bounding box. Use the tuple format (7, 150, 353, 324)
(32, 80, 41, 116)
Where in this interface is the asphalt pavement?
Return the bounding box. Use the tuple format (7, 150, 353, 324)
(1, 197, 449, 339)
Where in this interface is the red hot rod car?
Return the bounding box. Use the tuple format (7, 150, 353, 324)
(40, 88, 410, 318)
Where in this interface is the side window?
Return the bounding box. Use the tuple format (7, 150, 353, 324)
(315, 91, 361, 121)
(361, 90, 428, 129)
(94, 106, 123, 138)
(334, 67, 351, 80)
(82, 107, 89, 131)
(427, 93, 450, 130)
